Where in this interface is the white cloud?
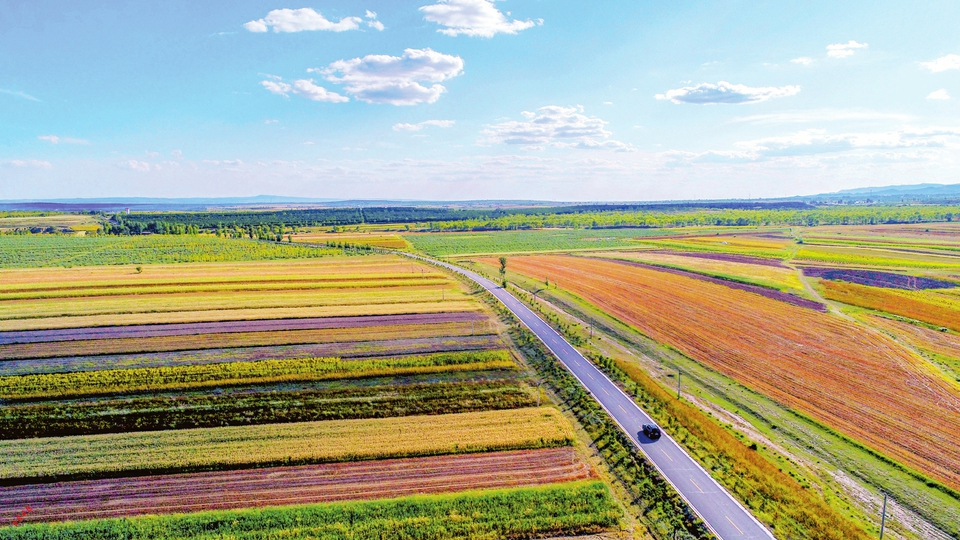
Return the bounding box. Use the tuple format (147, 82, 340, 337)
(826, 40, 868, 58)
(790, 57, 814, 65)
(120, 160, 153, 172)
(732, 109, 914, 125)
(364, 10, 384, 31)
(244, 8, 362, 33)
(171, 150, 183, 159)
(734, 127, 960, 158)
(927, 89, 950, 100)
(37, 135, 89, 145)
(260, 78, 349, 103)
(480, 105, 633, 152)
(419, 0, 542, 38)
(921, 54, 960, 73)
(655, 81, 800, 105)
(0, 88, 40, 102)
(393, 119, 455, 131)
(4, 159, 52, 169)
(316, 48, 464, 105)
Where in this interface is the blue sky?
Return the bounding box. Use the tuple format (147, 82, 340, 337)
(2, 0, 959, 201)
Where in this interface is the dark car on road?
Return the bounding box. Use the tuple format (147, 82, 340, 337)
(641, 423, 661, 440)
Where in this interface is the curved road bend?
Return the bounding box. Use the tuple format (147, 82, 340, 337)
(408, 254, 775, 540)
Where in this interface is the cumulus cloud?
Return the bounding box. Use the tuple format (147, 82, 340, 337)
(261, 78, 349, 103)
(244, 8, 362, 33)
(655, 81, 800, 105)
(480, 105, 633, 152)
(3, 159, 52, 169)
(921, 54, 960, 73)
(826, 40, 868, 58)
(790, 57, 814, 65)
(314, 48, 464, 105)
(364, 10, 384, 31)
(420, 0, 542, 37)
(927, 89, 950, 100)
(393, 119, 455, 131)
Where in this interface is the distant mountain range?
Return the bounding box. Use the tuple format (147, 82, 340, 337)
(3, 183, 960, 212)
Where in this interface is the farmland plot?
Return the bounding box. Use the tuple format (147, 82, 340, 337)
(498, 255, 960, 490)
(1, 448, 591, 523)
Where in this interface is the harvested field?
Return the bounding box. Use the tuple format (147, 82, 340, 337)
(0, 320, 490, 360)
(803, 267, 958, 290)
(0, 481, 619, 540)
(0, 312, 486, 345)
(0, 379, 536, 439)
(1, 448, 591, 523)
(589, 257, 824, 311)
(0, 351, 515, 400)
(0, 334, 502, 376)
(0, 407, 573, 483)
(863, 315, 960, 383)
(499, 255, 960, 490)
(819, 280, 960, 332)
(291, 232, 412, 249)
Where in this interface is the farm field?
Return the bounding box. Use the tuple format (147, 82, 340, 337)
(0, 481, 619, 540)
(0, 407, 573, 482)
(2, 447, 590, 523)
(819, 280, 960, 332)
(0, 242, 622, 538)
(0, 256, 473, 331)
(590, 249, 806, 292)
(0, 235, 342, 268)
(490, 255, 960, 491)
(864, 314, 960, 384)
(404, 227, 685, 256)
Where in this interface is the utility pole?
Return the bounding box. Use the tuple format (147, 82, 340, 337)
(677, 369, 681, 399)
(879, 493, 887, 539)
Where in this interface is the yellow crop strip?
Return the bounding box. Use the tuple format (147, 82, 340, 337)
(0, 407, 574, 481)
(0, 351, 516, 399)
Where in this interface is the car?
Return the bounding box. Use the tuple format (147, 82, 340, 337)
(641, 423, 661, 440)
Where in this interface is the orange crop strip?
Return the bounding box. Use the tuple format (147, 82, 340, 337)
(499, 255, 960, 490)
(820, 280, 960, 332)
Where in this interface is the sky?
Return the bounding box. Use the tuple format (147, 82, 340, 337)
(2, 0, 959, 201)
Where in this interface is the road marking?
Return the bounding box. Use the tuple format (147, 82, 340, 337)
(618, 404, 627, 413)
(660, 448, 674, 462)
(725, 515, 744, 535)
(689, 478, 704, 493)
(602, 387, 610, 395)
(587, 372, 594, 380)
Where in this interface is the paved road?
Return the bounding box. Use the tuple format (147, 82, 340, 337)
(412, 255, 775, 540)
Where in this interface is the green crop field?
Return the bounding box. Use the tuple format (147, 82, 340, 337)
(0, 481, 620, 540)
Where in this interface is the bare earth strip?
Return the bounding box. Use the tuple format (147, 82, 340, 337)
(1, 448, 591, 524)
(0, 335, 503, 376)
(0, 312, 487, 345)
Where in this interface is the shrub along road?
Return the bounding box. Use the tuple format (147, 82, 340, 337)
(408, 253, 775, 540)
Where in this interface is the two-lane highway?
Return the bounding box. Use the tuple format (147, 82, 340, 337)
(412, 254, 775, 539)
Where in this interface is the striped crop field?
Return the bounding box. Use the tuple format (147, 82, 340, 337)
(0, 407, 574, 483)
(0, 334, 502, 376)
(592, 249, 805, 292)
(819, 280, 960, 331)
(864, 315, 960, 384)
(0, 481, 620, 540)
(1, 448, 591, 523)
(0, 351, 516, 400)
(0, 378, 537, 439)
(496, 255, 960, 490)
(0, 320, 491, 360)
(633, 233, 793, 259)
(0, 256, 471, 331)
